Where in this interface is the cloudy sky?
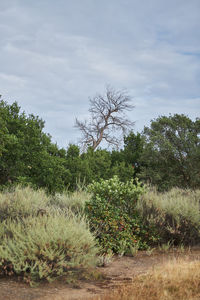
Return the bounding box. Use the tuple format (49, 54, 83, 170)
(0, 0, 200, 148)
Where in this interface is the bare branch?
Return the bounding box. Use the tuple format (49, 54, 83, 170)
(75, 86, 135, 150)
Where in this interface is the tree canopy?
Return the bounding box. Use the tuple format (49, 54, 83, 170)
(140, 114, 200, 190)
(0, 98, 68, 193)
(0, 96, 199, 192)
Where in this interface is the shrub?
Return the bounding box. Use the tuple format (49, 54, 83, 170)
(0, 212, 99, 284)
(0, 185, 49, 221)
(137, 187, 200, 245)
(49, 190, 91, 215)
(0, 186, 99, 284)
(85, 176, 155, 254)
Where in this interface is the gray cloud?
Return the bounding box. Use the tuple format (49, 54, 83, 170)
(0, 0, 199, 148)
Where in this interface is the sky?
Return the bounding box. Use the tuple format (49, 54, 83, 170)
(0, 0, 200, 149)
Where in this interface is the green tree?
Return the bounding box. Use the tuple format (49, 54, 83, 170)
(111, 161, 135, 183)
(123, 132, 145, 177)
(64, 144, 83, 190)
(0, 99, 68, 193)
(140, 114, 200, 190)
(81, 148, 112, 183)
(64, 146, 113, 190)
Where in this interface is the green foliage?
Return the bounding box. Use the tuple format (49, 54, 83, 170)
(111, 161, 135, 183)
(123, 132, 145, 177)
(81, 148, 112, 183)
(64, 147, 114, 190)
(64, 144, 83, 190)
(137, 187, 200, 245)
(140, 114, 200, 190)
(1, 98, 199, 194)
(0, 99, 68, 194)
(85, 176, 155, 254)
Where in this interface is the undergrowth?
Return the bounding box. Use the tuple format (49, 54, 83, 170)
(137, 187, 200, 246)
(0, 185, 49, 221)
(49, 190, 91, 215)
(0, 183, 199, 285)
(0, 187, 99, 285)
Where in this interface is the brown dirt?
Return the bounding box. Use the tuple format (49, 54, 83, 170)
(0, 247, 199, 300)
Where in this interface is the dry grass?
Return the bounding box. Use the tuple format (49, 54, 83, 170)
(49, 190, 91, 215)
(100, 257, 200, 300)
(137, 187, 200, 245)
(138, 187, 200, 225)
(0, 185, 49, 220)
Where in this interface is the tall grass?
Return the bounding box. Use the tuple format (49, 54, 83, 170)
(137, 187, 200, 245)
(100, 258, 200, 300)
(49, 190, 91, 215)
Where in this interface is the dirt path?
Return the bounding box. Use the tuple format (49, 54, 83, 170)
(0, 248, 199, 300)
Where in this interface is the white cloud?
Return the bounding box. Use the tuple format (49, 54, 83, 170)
(0, 0, 199, 148)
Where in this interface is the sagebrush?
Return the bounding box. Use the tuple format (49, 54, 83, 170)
(137, 187, 200, 245)
(0, 186, 99, 284)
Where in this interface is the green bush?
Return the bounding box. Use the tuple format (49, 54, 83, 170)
(85, 176, 156, 254)
(137, 187, 200, 246)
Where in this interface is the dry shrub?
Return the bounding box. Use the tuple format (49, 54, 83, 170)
(49, 190, 91, 215)
(0, 212, 99, 284)
(137, 187, 200, 245)
(0, 186, 99, 284)
(0, 185, 49, 220)
(100, 258, 200, 300)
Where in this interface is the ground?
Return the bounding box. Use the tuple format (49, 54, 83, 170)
(0, 247, 199, 300)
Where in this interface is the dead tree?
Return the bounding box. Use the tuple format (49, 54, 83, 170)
(75, 86, 135, 150)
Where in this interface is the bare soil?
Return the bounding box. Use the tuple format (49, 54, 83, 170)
(0, 247, 199, 300)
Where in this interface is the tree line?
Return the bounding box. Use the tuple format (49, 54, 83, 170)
(0, 93, 199, 194)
